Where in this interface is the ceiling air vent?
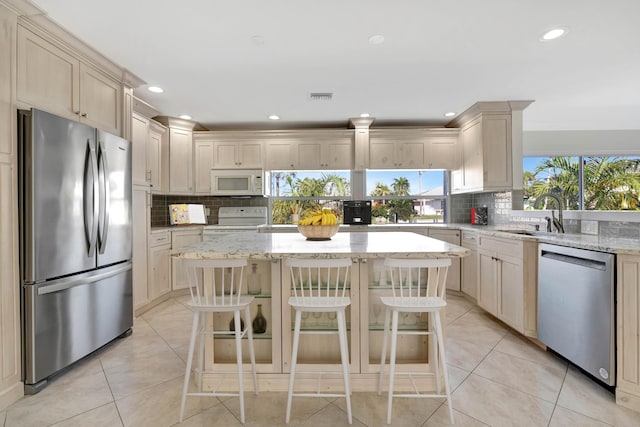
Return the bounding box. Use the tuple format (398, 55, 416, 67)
(309, 92, 333, 101)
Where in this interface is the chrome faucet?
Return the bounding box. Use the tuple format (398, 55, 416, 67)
(534, 193, 565, 233)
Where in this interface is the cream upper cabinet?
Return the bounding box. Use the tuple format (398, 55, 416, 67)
(148, 121, 167, 193)
(451, 113, 512, 193)
(369, 128, 457, 170)
(168, 128, 194, 194)
(17, 26, 122, 135)
(194, 138, 214, 194)
(476, 235, 537, 337)
(212, 139, 262, 169)
(131, 113, 149, 186)
(425, 130, 458, 170)
(265, 139, 298, 170)
(296, 130, 353, 170)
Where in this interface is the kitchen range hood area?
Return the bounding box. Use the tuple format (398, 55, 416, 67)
(0, 1, 639, 424)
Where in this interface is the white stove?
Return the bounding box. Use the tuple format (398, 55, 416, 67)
(203, 206, 268, 239)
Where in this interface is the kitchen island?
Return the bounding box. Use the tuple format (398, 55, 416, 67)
(173, 231, 468, 392)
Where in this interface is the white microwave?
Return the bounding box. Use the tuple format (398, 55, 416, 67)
(211, 169, 263, 196)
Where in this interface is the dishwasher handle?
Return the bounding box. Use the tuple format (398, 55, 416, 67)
(540, 250, 607, 271)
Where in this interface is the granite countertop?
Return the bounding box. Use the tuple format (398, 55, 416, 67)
(173, 231, 470, 260)
(260, 223, 640, 255)
(150, 225, 204, 233)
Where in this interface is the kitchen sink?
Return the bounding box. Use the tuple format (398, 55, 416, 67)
(495, 229, 538, 236)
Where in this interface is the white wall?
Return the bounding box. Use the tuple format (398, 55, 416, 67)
(523, 130, 640, 156)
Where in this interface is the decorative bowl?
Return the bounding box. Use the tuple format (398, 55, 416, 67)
(297, 224, 339, 241)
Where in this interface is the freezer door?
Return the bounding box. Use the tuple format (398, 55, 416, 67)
(22, 109, 98, 282)
(23, 262, 132, 387)
(96, 130, 132, 267)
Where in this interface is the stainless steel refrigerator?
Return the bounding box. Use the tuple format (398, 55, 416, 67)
(18, 109, 133, 393)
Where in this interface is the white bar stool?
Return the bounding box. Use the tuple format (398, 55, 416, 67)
(377, 257, 454, 425)
(179, 258, 258, 424)
(285, 257, 353, 424)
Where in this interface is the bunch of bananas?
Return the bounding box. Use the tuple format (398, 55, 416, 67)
(298, 208, 338, 226)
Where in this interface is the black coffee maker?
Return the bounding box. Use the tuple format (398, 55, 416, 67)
(343, 200, 372, 225)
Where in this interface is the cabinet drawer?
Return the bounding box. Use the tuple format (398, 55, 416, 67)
(461, 231, 477, 247)
(149, 232, 171, 247)
(477, 235, 523, 258)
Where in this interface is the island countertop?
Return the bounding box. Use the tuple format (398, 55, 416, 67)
(173, 231, 469, 260)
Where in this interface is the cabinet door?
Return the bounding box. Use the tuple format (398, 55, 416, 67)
(264, 140, 297, 170)
(132, 188, 149, 309)
(369, 140, 395, 169)
(171, 231, 202, 290)
(148, 122, 166, 193)
(194, 140, 214, 194)
(398, 142, 424, 169)
(324, 140, 353, 169)
(426, 136, 457, 170)
(483, 114, 512, 190)
(461, 119, 483, 191)
(427, 229, 461, 291)
(149, 245, 171, 300)
(79, 63, 122, 135)
(477, 251, 498, 314)
(131, 113, 149, 186)
(169, 128, 193, 194)
(497, 256, 523, 332)
(212, 141, 238, 168)
(238, 142, 262, 168)
(461, 232, 478, 299)
(297, 141, 322, 169)
(17, 26, 80, 121)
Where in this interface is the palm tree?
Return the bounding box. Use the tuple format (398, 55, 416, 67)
(391, 177, 410, 196)
(370, 182, 392, 197)
(526, 156, 640, 210)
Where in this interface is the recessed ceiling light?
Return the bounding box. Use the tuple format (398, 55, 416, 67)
(179, 115, 192, 120)
(360, 113, 370, 118)
(147, 86, 163, 93)
(268, 115, 280, 120)
(444, 112, 456, 117)
(368, 34, 385, 45)
(540, 27, 568, 41)
(251, 35, 265, 46)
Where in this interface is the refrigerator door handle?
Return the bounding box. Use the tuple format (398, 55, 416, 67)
(84, 140, 99, 256)
(37, 262, 132, 295)
(97, 139, 110, 254)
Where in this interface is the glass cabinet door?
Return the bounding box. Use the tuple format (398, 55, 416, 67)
(360, 258, 433, 375)
(206, 259, 282, 374)
(281, 259, 361, 375)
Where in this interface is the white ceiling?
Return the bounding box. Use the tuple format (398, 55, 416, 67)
(30, 0, 640, 131)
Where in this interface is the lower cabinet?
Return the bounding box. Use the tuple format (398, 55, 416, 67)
(148, 232, 171, 300)
(460, 231, 478, 299)
(617, 255, 640, 412)
(171, 229, 203, 290)
(132, 187, 150, 310)
(426, 229, 461, 292)
(477, 235, 537, 337)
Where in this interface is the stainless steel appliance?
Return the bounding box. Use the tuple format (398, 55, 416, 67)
(538, 243, 615, 386)
(203, 206, 268, 240)
(343, 200, 371, 225)
(210, 168, 263, 196)
(18, 109, 133, 393)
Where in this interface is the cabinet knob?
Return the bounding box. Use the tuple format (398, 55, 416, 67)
(81, 113, 87, 118)
(74, 111, 81, 115)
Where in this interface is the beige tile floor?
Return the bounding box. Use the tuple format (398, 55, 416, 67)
(3, 294, 640, 427)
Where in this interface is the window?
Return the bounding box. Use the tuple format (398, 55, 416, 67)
(268, 171, 351, 224)
(267, 169, 447, 224)
(523, 156, 640, 211)
(366, 170, 446, 224)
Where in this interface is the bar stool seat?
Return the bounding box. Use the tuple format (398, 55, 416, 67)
(377, 257, 454, 425)
(179, 258, 258, 424)
(285, 257, 353, 424)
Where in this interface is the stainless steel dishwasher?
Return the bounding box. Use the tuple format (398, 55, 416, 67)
(538, 243, 615, 386)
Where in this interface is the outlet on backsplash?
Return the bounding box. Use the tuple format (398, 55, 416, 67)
(581, 220, 599, 235)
